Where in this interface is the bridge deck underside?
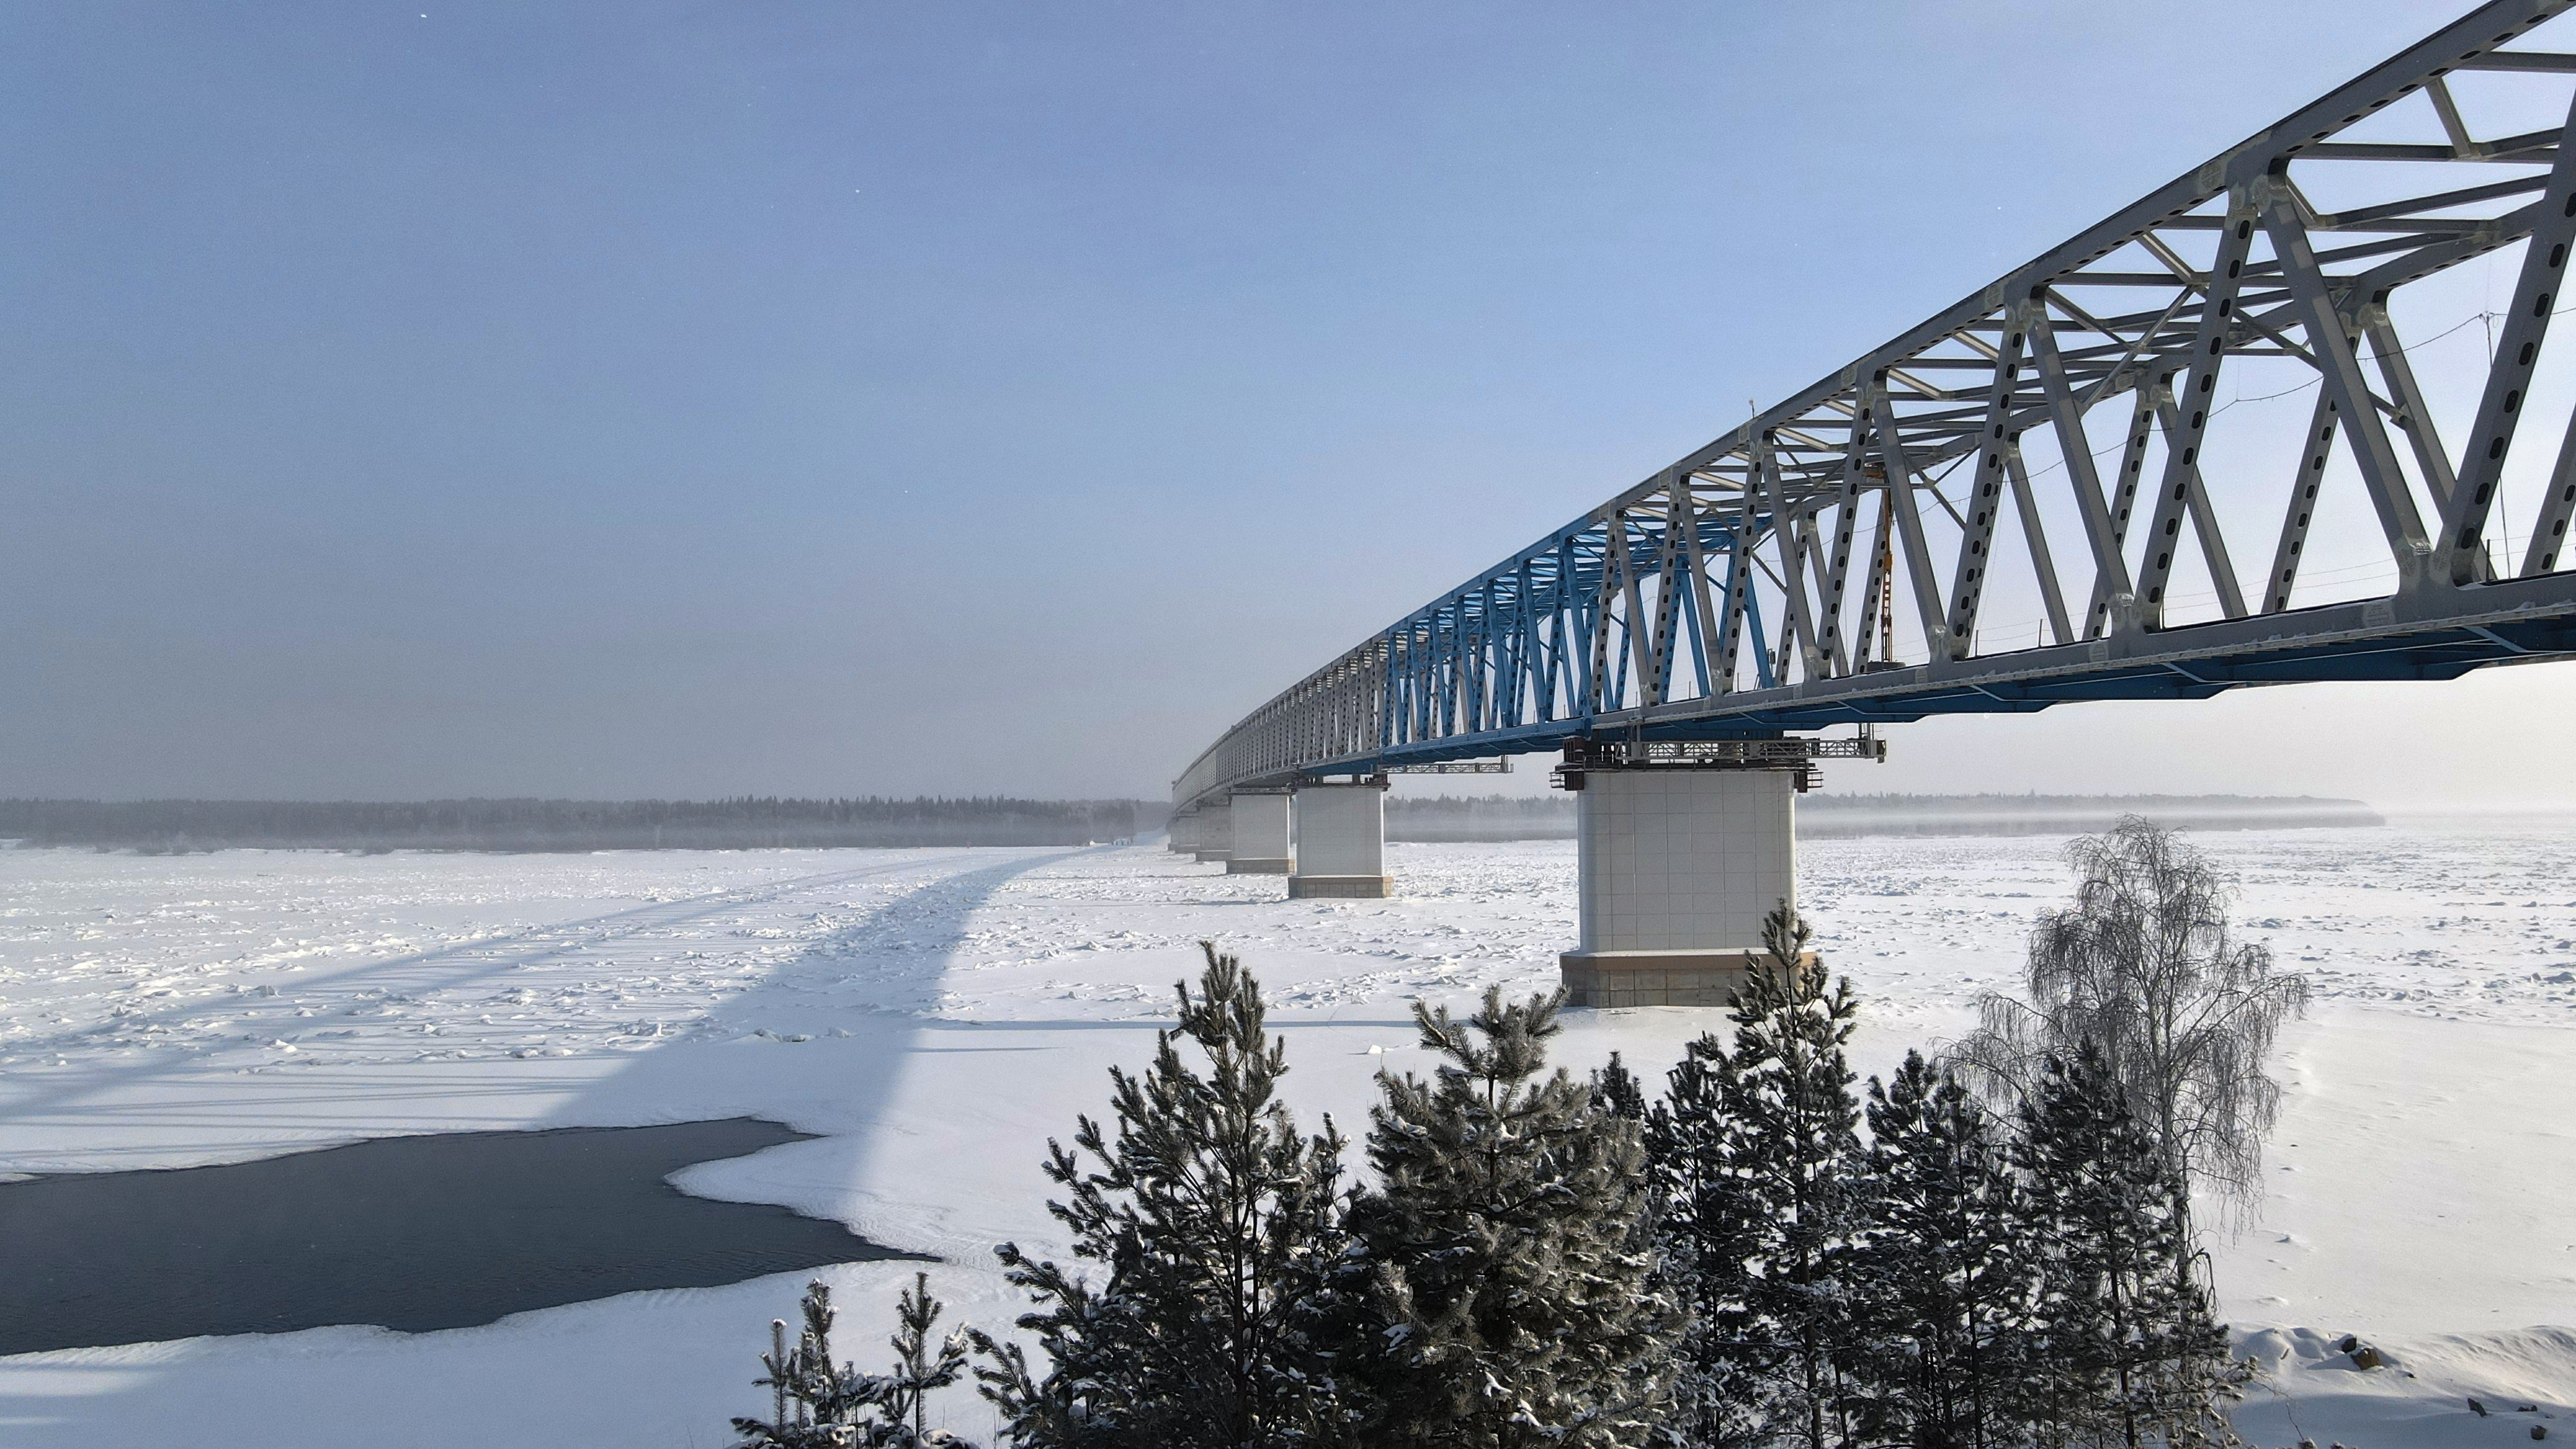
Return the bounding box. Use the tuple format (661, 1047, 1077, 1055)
(1269, 586, 2576, 781)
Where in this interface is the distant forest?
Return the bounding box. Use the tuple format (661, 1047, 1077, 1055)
(1387, 791, 2385, 842)
(0, 797, 1148, 853)
(3, 791, 2388, 853)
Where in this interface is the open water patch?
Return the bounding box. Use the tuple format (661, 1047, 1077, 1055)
(0, 1117, 920, 1354)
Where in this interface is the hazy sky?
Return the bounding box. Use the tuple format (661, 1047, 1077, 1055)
(8, 1, 2573, 810)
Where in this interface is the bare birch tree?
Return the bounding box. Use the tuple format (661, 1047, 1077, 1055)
(1949, 816, 2308, 1241)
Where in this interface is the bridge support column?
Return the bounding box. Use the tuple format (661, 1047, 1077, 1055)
(1167, 811, 1193, 853)
(1560, 766, 1798, 1008)
(1192, 801, 1233, 864)
(1226, 790, 1293, 874)
(1288, 781, 1387, 898)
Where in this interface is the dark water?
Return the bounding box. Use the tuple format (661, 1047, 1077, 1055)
(0, 1118, 922, 1354)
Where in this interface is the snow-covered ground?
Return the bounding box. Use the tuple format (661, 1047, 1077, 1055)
(1, 825, 2570, 1446)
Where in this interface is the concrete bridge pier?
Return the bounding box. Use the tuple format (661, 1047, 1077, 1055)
(1167, 810, 1195, 853)
(1226, 790, 1293, 874)
(1558, 764, 1798, 1009)
(1288, 780, 1388, 898)
(1192, 800, 1233, 865)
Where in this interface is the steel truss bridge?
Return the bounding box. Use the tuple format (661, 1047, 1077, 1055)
(1177, 0, 2576, 810)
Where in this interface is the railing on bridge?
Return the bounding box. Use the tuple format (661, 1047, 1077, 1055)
(1178, 0, 2576, 810)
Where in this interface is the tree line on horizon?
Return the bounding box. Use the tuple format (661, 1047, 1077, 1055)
(1386, 792, 2381, 843)
(0, 796, 1145, 853)
(730, 817, 2306, 1449)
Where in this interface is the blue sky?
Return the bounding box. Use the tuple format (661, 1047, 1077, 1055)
(8, 1, 2570, 807)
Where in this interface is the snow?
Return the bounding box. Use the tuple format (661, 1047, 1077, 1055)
(0, 823, 2570, 1446)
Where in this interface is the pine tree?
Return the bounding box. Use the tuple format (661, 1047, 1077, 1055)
(737, 1280, 855, 1449)
(975, 942, 1350, 1448)
(1718, 903, 1865, 1449)
(1846, 1052, 2032, 1449)
(1593, 1051, 1651, 1123)
(2012, 1045, 2233, 1449)
(881, 1273, 975, 1446)
(734, 1277, 977, 1448)
(1641, 1032, 1763, 1449)
(1338, 986, 1678, 1448)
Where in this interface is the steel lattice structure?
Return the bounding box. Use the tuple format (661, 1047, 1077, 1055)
(1177, 0, 2576, 809)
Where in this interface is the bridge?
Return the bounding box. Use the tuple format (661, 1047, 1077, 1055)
(1171, 0, 2576, 1007)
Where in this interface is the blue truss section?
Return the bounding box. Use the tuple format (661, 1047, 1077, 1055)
(1289, 578, 2576, 779)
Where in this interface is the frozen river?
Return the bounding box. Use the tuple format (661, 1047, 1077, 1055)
(1, 826, 2571, 1446)
(0, 1117, 911, 1355)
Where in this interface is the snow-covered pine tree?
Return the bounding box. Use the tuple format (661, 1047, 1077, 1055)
(1339, 986, 1678, 1448)
(1717, 902, 1865, 1449)
(2011, 1044, 2233, 1449)
(1846, 1050, 2034, 1449)
(881, 1273, 975, 1447)
(1642, 1032, 1763, 1449)
(734, 1277, 978, 1448)
(1593, 1051, 1650, 1122)
(736, 1280, 851, 1449)
(976, 942, 1350, 1449)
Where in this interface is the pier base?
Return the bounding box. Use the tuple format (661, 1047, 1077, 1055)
(1558, 767, 1797, 1009)
(1191, 801, 1232, 866)
(1226, 790, 1293, 874)
(1288, 781, 1388, 899)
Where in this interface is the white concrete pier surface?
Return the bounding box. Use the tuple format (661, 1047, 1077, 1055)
(1190, 801, 1232, 864)
(1559, 766, 1797, 1007)
(1226, 790, 1293, 875)
(1287, 781, 1387, 898)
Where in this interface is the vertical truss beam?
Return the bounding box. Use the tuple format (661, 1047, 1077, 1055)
(2443, 91, 2576, 585)
(2265, 194, 2432, 575)
(1586, 521, 1620, 715)
(1645, 486, 1687, 706)
(2027, 311, 2134, 633)
(1859, 488, 1895, 661)
(1618, 515, 1651, 708)
(1814, 406, 1876, 674)
(1946, 303, 2032, 645)
(1756, 435, 1825, 679)
(1678, 485, 1723, 697)
(2362, 305, 2459, 515)
(1871, 383, 1953, 658)
(2525, 402, 2576, 575)
(2090, 384, 2163, 632)
(1716, 497, 1756, 690)
(2149, 388, 2250, 620)
(2005, 440, 2076, 646)
(2137, 198, 2257, 626)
